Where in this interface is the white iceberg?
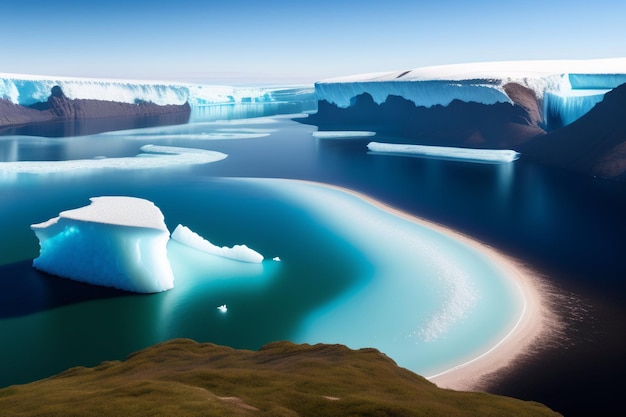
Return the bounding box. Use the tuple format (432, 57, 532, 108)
(367, 142, 520, 163)
(31, 196, 174, 293)
(171, 224, 264, 263)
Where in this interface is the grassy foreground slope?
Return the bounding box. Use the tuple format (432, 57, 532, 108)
(0, 339, 561, 417)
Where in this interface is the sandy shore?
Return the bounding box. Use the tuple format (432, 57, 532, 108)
(295, 179, 555, 392)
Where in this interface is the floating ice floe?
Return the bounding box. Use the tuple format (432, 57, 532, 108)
(367, 142, 520, 163)
(312, 131, 376, 139)
(0, 144, 227, 174)
(31, 196, 174, 293)
(217, 304, 228, 313)
(171, 224, 264, 263)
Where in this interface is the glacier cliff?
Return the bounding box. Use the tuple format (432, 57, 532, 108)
(0, 73, 315, 133)
(314, 58, 626, 130)
(0, 73, 314, 108)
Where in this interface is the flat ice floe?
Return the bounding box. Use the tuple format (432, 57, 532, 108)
(0, 144, 227, 174)
(31, 197, 174, 293)
(367, 142, 520, 163)
(312, 131, 376, 139)
(171, 224, 264, 263)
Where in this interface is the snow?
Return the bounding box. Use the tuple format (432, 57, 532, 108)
(321, 58, 626, 84)
(0, 72, 314, 107)
(316, 58, 626, 126)
(367, 142, 520, 163)
(171, 224, 264, 263)
(31, 197, 174, 293)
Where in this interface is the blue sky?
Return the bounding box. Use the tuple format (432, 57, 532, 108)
(1, 0, 625, 84)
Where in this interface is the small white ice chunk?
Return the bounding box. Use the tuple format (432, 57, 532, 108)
(30, 197, 174, 293)
(217, 304, 228, 313)
(273, 256, 281, 262)
(367, 142, 520, 163)
(171, 224, 263, 263)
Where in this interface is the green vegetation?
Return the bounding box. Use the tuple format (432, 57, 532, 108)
(0, 339, 561, 416)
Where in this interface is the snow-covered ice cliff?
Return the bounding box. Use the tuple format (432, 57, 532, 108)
(0, 73, 314, 107)
(315, 58, 626, 129)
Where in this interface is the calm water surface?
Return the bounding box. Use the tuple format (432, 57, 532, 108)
(1, 107, 625, 416)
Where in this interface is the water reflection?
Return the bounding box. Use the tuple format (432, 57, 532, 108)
(0, 112, 192, 138)
(0, 138, 17, 162)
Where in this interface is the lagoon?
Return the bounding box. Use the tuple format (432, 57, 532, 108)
(1, 107, 625, 416)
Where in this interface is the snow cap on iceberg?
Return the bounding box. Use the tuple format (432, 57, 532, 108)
(31, 196, 174, 293)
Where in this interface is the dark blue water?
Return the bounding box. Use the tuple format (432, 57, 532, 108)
(1, 111, 625, 416)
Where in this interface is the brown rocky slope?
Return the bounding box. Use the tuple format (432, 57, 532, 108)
(0, 339, 561, 417)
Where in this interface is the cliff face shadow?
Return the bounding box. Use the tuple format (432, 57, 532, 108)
(0, 260, 132, 318)
(304, 91, 545, 149)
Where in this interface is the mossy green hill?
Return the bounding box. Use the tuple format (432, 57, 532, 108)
(0, 339, 561, 416)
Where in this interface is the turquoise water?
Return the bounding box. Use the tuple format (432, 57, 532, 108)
(0, 112, 523, 386)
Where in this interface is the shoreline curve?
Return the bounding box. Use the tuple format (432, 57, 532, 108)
(284, 179, 557, 391)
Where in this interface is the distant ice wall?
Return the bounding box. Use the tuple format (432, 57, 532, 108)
(568, 73, 626, 89)
(0, 73, 314, 108)
(0, 76, 188, 106)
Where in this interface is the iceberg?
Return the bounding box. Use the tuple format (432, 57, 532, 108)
(171, 224, 264, 263)
(367, 142, 520, 163)
(31, 197, 174, 293)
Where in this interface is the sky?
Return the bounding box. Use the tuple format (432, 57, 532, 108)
(1, 0, 625, 85)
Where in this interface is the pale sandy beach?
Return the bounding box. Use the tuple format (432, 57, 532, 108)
(297, 179, 557, 392)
